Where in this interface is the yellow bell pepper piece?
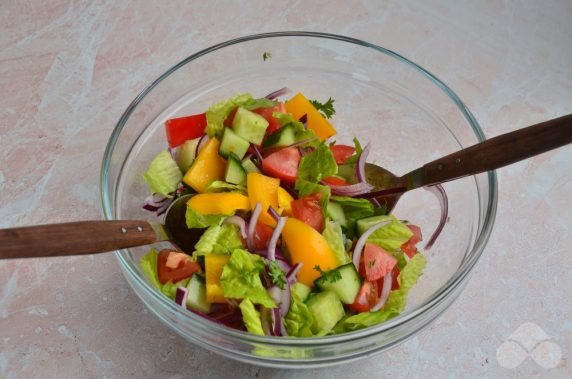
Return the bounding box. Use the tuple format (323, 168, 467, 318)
(205, 254, 230, 303)
(187, 192, 251, 215)
(247, 172, 280, 226)
(277, 186, 294, 216)
(281, 218, 337, 286)
(182, 138, 226, 193)
(284, 93, 336, 141)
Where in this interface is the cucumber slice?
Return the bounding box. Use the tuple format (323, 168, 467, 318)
(232, 107, 269, 145)
(314, 263, 362, 304)
(326, 202, 347, 228)
(219, 127, 250, 159)
(241, 158, 261, 174)
(306, 291, 345, 334)
(225, 154, 247, 186)
(263, 124, 296, 148)
(356, 215, 392, 235)
(186, 274, 211, 313)
(291, 282, 311, 301)
(177, 138, 200, 172)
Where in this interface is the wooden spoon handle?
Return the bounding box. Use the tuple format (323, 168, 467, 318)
(0, 220, 159, 259)
(408, 114, 572, 188)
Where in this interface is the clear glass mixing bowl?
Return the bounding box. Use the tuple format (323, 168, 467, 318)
(100, 32, 497, 368)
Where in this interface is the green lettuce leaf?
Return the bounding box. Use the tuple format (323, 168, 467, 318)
(367, 216, 413, 252)
(330, 196, 375, 237)
(239, 299, 265, 336)
(296, 142, 338, 186)
(194, 224, 243, 256)
(344, 137, 364, 165)
(322, 220, 350, 265)
(205, 93, 254, 139)
(242, 97, 277, 110)
(185, 206, 226, 229)
(284, 293, 315, 337)
(139, 248, 189, 300)
(143, 150, 182, 197)
(204, 180, 247, 194)
(340, 253, 426, 331)
(220, 249, 276, 308)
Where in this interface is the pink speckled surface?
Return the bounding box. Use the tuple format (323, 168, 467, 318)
(1, 1, 571, 378)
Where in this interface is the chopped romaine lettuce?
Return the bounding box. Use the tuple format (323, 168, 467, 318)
(143, 150, 182, 197)
(296, 142, 338, 184)
(205, 93, 254, 139)
(331, 196, 375, 234)
(284, 293, 315, 337)
(398, 253, 426, 290)
(322, 220, 350, 265)
(367, 216, 414, 252)
(220, 249, 276, 308)
(185, 206, 226, 229)
(239, 299, 265, 336)
(194, 224, 243, 255)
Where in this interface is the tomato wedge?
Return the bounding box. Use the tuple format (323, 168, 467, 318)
(291, 193, 324, 232)
(401, 224, 422, 258)
(261, 147, 301, 185)
(322, 176, 348, 186)
(253, 221, 274, 250)
(349, 280, 379, 313)
(253, 102, 287, 135)
(363, 243, 398, 281)
(330, 144, 355, 164)
(157, 249, 201, 284)
(164, 113, 207, 148)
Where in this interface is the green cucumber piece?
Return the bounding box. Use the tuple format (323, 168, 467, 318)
(232, 107, 269, 145)
(356, 215, 392, 235)
(241, 158, 261, 174)
(225, 154, 247, 186)
(263, 124, 296, 148)
(314, 263, 362, 304)
(291, 282, 311, 301)
(219, 127, 250, 159)
(177, 138, 200, 172)
(326, 202, 347, 228)
(186, 274, 211, 313)
(306, 291, 345, 334)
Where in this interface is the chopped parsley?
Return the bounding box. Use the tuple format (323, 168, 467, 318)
(262, 52, 272, 61)
(310, 97, 336, 119)
(314, 265, 342, 283)
(268, 260, 286, 289)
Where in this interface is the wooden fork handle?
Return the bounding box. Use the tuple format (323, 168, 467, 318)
(408, 114, 572, 188)
(0, 220, 158, 259)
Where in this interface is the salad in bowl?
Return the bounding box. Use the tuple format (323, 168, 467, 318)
(138, 88, 434, 337)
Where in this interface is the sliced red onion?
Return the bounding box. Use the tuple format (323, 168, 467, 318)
(355, 143, 370, 182)
(286, 263, 302, 285)
(272, 307, 282, 336)
(352, 219, 393, 269)
(142, 193, 172, 215)
(267, 217, 286, 262)
(168, 146, 178, 162)
(247, 203, 262, 252)
(269, 286, 282, 304)
(260, 307, 272, 336)
(223, 215, 248, 239)
(195, 134, 209, 157)
(175, 287, 188, 307)
(280, 281, 291, 316)
(370, 197, 382, 208)
(424, 184, 448, 250)
(251, 143, 264, 162)
(323, 180, 375, 196)
(356, 186, 407, 199)
(268, 206, 280, 221)
(370, 271, 393, 312)
(274, 258, 291, 274)
(265, 87, 290, 100)
(299, 114, 308, 128)
(261, 269, 272, 288)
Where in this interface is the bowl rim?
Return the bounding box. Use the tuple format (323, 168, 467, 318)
(100, 31, 498, 347)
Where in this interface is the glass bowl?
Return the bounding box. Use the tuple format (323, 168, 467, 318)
(100, 32, 497, 368)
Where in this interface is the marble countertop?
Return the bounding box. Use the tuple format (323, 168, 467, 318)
(1, 1, 570, 377)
